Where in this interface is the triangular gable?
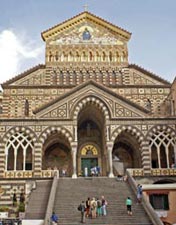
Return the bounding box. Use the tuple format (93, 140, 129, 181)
(1, 64, 45, 87)
(34, 80, 149, 119)
(41, 11, 131, 42)
(128, 64, 171, 86)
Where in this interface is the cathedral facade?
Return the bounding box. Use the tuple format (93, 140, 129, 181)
(0, 11, 176, 181)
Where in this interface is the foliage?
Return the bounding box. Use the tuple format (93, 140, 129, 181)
(0, 206, 9, 212)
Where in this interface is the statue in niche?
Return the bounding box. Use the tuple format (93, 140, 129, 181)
(146, 98, 152, 111)
(82, 28, 91, 40)
(24, 99, 29, 116)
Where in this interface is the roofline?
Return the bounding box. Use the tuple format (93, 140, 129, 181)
(128, 64, 171, 85)
(1, 64, 45, 87)
(41, 11, 131, 41)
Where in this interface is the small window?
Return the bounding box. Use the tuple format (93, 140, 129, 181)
(24, 99, 29, 116)
(0, 106, 2, 114)
(149, 194, 169, 210)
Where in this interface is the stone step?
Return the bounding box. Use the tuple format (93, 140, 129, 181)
(25, 180, 52, 219)
(53, 178, 152, 225)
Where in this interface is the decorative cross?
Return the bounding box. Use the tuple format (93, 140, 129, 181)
(83, 4, 88, 11)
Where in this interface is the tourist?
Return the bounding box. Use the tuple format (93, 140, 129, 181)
(126, 197, 132, 215)
(90, 197, 97, 219)
(51, 211, 59, 225)
(101, 195, 107, 216)
(85, 197, 91, 218)
(90, 167, 95, 176)
(96, 166, 101, 176)
(13, 193, 17, 207)
(137, 184, 143, 203)
(79, 201, 86, 223)
(20, 191, 25, 203)
(62, 168, 66, 177)
(96, 198, 102, 216)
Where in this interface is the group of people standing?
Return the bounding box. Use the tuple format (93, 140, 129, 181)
(78, 195, 108, 223)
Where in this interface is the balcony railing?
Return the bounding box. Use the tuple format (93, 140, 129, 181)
(3, 168, 176, 179)
(128, 168, 176, 177)
(4, 170, 58, 179)
(151, 168, 176, 176)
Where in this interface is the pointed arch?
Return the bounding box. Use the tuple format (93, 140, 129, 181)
(146, 125, 176, 169)
(71, 96, 111, 121)
(102, 51, 106, 61)
(111, 125, 144, 143)
(111, 125, 144, 173)
(2, 127, 37, 171)
(39, 126, 73, 145)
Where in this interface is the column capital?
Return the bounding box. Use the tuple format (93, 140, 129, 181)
(106, 141, 114, 150)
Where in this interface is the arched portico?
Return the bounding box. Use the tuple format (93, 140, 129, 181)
(74, 96, 111, 177)
(111, 126, 143, 175)
(41, 127, 73, 176)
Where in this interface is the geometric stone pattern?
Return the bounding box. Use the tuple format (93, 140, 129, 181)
(0, 11, 175, 181)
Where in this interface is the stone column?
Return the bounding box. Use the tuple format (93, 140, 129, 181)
(23, 149, 26, 171)
(157, 146, 161, 168)
(14, 148, 17, 171)
(71, 143, 77, 179)
(165, 146, 169, 168)
(0, 143, 5, 178)
(107, 142, 114, 178)
(33, 143, 42, 177)
(141, 141, 151, 176)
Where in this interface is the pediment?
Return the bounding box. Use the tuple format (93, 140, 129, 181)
(41, 11, 131, 45)
(2, 65, 46, 87)
(34, 81, 149, 119)
(128, 64, 171, 86)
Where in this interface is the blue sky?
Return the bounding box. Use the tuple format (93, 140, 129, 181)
(0, 0, 176, 84)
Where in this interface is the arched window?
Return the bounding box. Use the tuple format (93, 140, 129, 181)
(89, 52, 93, 61)
(55, 51, 58, 61)
(52, 69, 57, 85)
(76, 52, 80, 61)
(82, 51, 86, 61)
(0, 106, 2, 114)
(68, 52, 73, 61)
(6, 132, 34, 171)
(24, 99, 29, 117)
(149, 130, 175, 168)
(96, 52, 100, 61)
(49, 51, 52, 62)
(102, 52, 106, 61)
(109, 52, 113, 61)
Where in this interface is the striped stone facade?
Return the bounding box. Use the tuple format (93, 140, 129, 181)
(0, 11, 175, 182)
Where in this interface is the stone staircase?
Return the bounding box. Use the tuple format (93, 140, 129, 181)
(25, 179, 52, 219)
(53, 177, 153, 225)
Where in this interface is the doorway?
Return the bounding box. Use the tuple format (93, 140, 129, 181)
(81, 158, 98, 176)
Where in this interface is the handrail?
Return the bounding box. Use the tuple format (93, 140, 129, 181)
(44, 172, 58, 225)
(126, 170, 164, 225)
